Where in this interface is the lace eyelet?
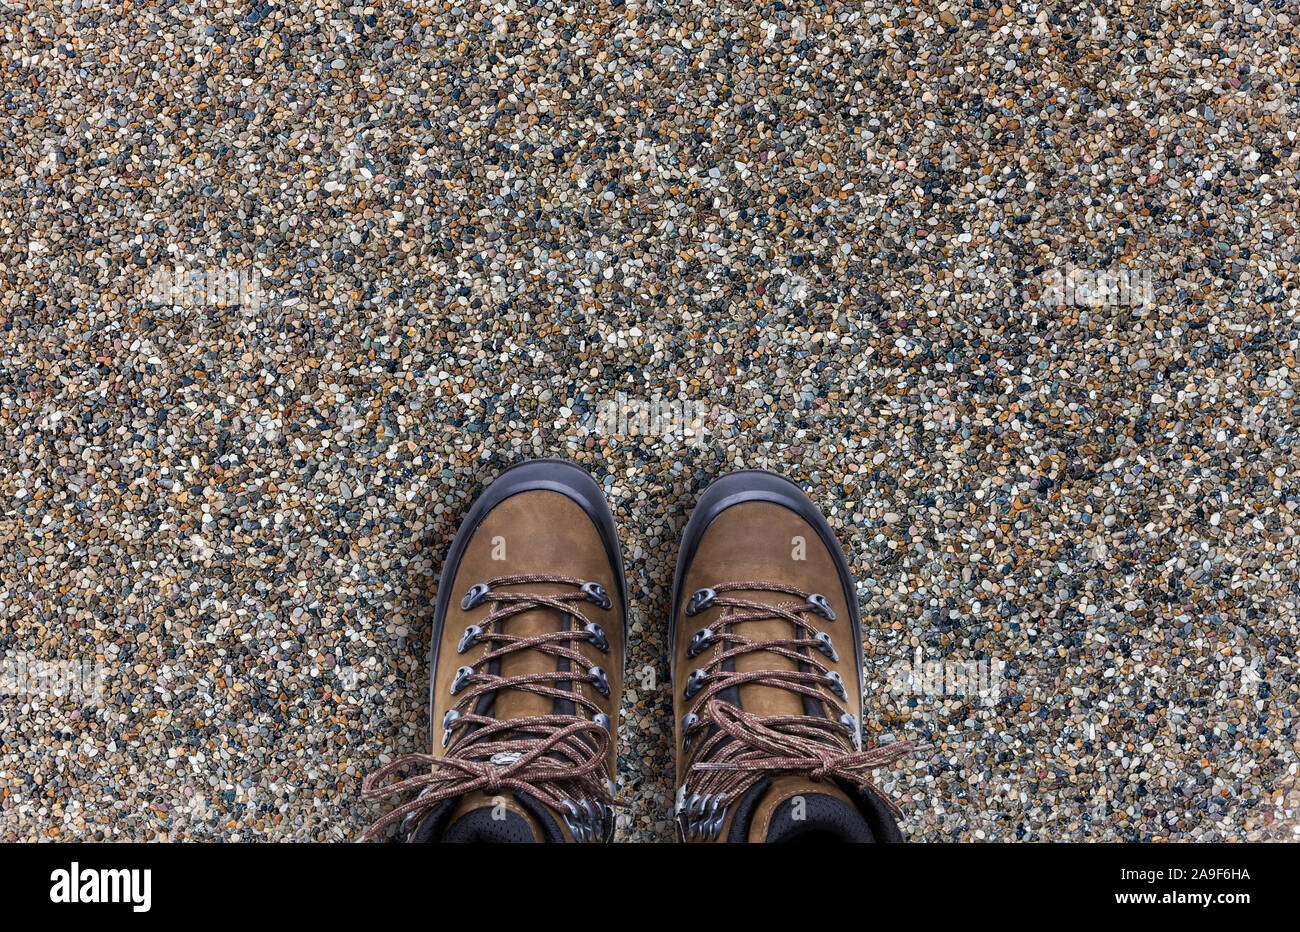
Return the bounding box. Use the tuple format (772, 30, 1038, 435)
(450, 665, 474, 695)
(684, 668, 707, 699)
(684, 587, 717, 616)
(457, 624, 484, 653)
(441, 709, 461, 747)
(676, 791, 728, 841)
(813, 631, 838, 662)
(560, 800, 589, 843)
(685, 627, 714, 659)
(593, 712, 611, 731)
(824, 670, 848, 700)
(805, 593, 836, 620)
(839, 713, 861, 750)
(681, 711, 699, 732)
(580, 581, 612, 610)
(583, 621, 610, 653)
(561, 798, 608, 843)
(588, 665, 610, 698)
(460, 583, 491, 611)
(703, 794, 727, 839)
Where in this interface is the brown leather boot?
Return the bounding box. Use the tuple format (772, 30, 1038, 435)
(363, 459, 625, 842)
(670, 470, 916, 843)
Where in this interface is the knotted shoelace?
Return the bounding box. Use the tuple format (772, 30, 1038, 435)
(681, 581, 919, 820)
(361, 574, 614, 841)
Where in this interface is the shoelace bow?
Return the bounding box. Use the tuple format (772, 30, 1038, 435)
(681, 581, 920, 820)
(361, 574, 614, 842)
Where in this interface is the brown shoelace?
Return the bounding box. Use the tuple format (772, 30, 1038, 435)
(361, 574, 614, 842)
(680, 581, 918, 823)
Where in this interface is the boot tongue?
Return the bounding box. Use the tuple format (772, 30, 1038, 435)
(490, 582, 582, 721)
(437, 791, 545, 843)
(742, 777, 876, 843)
(722, 590, 808, 717)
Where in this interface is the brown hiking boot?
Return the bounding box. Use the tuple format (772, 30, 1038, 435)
(669, 470, 916, 843)
(362, 459, 625, 842)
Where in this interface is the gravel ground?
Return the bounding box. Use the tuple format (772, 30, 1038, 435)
(2, 0, 1298, 842)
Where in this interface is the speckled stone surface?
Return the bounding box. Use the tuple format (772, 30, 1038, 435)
(1, 1, 1297, 841)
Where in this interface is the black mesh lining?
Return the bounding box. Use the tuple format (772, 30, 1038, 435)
(408, 797, 460, 843)
(762, 791, 876, 843)
(439, 806, 539, 843)
(409, 791, 565, 843)
(722, 777, 906, 844)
